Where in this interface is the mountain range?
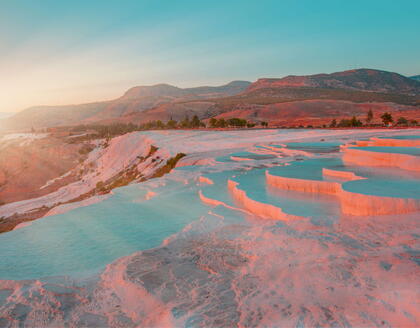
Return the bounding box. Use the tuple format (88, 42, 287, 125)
(2, 69, 419, 131)
(410, 75, 420, 82)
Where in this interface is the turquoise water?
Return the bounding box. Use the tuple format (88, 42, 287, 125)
(285, 141, 342, 153)
(0, 177, 209, 280)
(231, 168, 341, 224)
(266, 158, 420, 199)
(200, 170, 242, 208)
(342, 179, 420, 198)
(216, 151, 277, 162)
(267, 158, 342, 181)
(2, 135, 418, 281)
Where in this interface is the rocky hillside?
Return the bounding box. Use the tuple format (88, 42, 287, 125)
(121, 80, 251, 99)
(2, 81, 250, 131)
(247, 69, 420, 95)
(101, 70, 420, 126)
(0, 131, 186, 232)
(2, 69, 419, 131)
(410, 75, 420, 82)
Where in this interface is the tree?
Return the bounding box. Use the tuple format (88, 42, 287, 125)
(396, 117, 408, 126)
(261, 121, 268, 128)
(156, 120, 165, 129)
(410, 119, 418, 126)
(191, 115, 201, 128)
(216, 118, 226, 128)
(166, 119, 177, 129)
(338, 119, 351, 127)
(337, 117, 362, 128)
(330, 119, 337, 128)
(366, 109, 373, 124)
(209, 117, 218, 128)
(350, 116, 362, 127)
(381, 112, 393, 126)
(180, 116, 190, 128)
(227, 118, 247, 127)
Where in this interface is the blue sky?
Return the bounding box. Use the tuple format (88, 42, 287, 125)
(1, 0, 419, 112)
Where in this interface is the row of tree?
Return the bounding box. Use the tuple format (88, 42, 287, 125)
(69, 110, 417, 138)
(71, 115, 267, 138)
(330, 111, 417, 128)
(208, 117, 266, 128)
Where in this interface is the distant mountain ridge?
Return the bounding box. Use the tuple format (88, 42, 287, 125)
(121, 81, 251, 99)
(2, 81, 251, 130)
(1, 69, 419, 131)
(247, 69, 420, 95)
(410, 75, 420, 82)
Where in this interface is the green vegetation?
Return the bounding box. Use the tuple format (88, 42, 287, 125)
(366, 109, 373, 124)
(336, 116, 363, 127)
(227, 118, 247, 127)
(151, 153, 186, 178)
(78, 144, 95, 155)
(166, 118, 177, 129)
(67, 105, 416, 139)
(396, 117, 408, 126)
(70, 115, 263, 138)
(381, 112, 393, 125)
(191, 115, 201, 128)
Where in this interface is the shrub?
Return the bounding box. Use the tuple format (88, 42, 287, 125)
(381, 112, 393, 125)
(397, 117, 408, 126)
(209, 118, 218, 128)
(166, 119, 177, 129)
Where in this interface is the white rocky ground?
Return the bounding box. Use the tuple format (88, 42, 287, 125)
(0, 129, 419, 327)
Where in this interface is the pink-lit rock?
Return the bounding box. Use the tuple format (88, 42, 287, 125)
(12, 221, 33, 230)
(263, 145, 314, 157)
(343, 147, 420, 172)
(198, 190, 225, 208)
(322, 168, 365, 181)
(340, 190, 420, 216)
(267, 170, 420, 216)
(198, 176, 214, 185)
(227, 179, 301, 221)
(98, 256, 174, 327)
(230, 156, 252, 161)
(266, 171, 342, 195)
(145, 191, 157, 200)
(356, 137, 420, 147)
(44, 194, 111, 217)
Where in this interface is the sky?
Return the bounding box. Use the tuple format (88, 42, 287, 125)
(1, 0, 419, 113)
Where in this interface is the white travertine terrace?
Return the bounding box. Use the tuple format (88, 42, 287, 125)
(343, 147, 420, 172)
(0, 129, 419, 327)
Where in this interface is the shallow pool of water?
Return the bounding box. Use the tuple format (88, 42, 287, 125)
(0, 178, 208, 280)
